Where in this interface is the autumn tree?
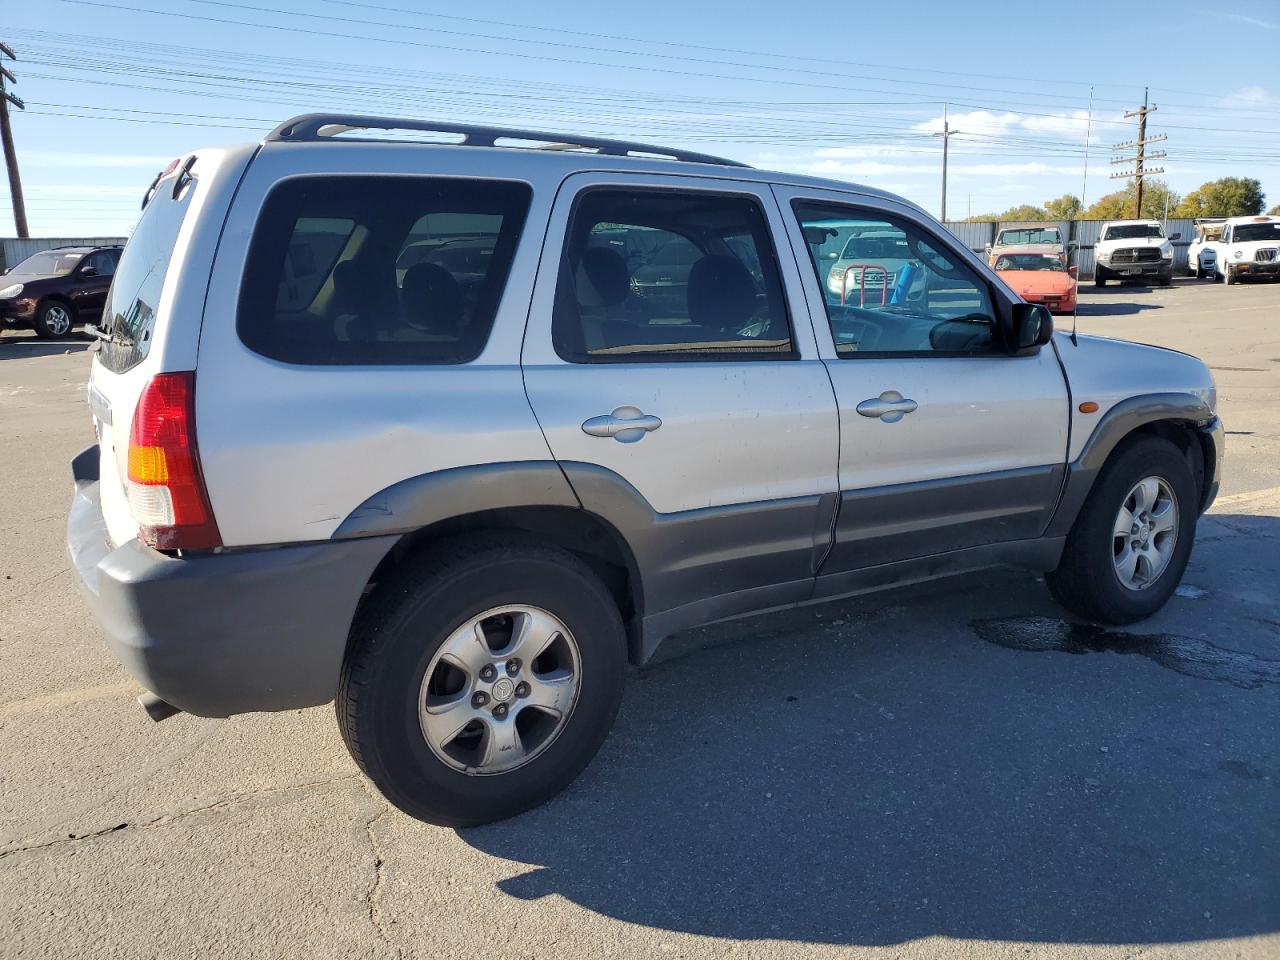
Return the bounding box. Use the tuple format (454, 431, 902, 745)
(1043, 194, 1082, 220)
(1176, 178, 1266, 218)
(1084, 178, 1180, 219)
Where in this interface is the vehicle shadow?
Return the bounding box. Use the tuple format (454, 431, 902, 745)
(0, 332, 94, 359)
(1075, 298, 1165, 317)
(459, 556, 1279, 948)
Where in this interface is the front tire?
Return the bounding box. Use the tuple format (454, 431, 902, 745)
(1047, 436, 1198, 624)
(1223, 264, 1235, 285)
(337, 535, 626, 826)
(34, 300, 75, 339)
(1094, 267, 1107, 287)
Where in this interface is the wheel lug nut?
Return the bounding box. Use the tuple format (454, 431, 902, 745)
(515, 682, 530, 698)
(479, 664, 497, 682)
(493, 703, 509, 719)
(471, 691, 489, 708)
(506, 658, 521, 676)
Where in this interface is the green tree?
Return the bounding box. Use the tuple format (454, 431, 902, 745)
(1176, 177, 1265, 218)
(1270, 205, 1280, 216)
(1084, 178, 1180, 219)
(1043, 194, 1082, 219)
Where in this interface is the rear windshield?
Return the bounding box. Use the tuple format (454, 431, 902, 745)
(997, 227, 1061, 245)
(98, 181, 196, 373)
(237, 176, 532, 365)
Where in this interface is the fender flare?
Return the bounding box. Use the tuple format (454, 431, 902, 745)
(1045, 392, 1216, 538)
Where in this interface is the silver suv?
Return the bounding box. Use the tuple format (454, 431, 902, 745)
(68, 115, 1223, 826)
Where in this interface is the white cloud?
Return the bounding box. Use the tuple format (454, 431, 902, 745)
(1223, 13, 1275, 29)
(911, 108, 1104, 141)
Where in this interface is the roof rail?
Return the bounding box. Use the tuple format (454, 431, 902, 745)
(265, 113, 748, 168)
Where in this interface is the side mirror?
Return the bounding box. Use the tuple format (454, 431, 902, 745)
(1067, 240, 1079, 250)
(1008, 302, 1053, 355)
(1168, 232, 1181, 241)
(80, 266, 99, 278)
(984, 243, 993, 253)
(1068, 265, 1079, 279)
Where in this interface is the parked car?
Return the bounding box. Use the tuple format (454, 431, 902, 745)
(824, 228, 913, 303)
(986, 222, 1066, 268)
(1093, 220, 1177, 287)
(0, 245, 121, 338)
(1214, 215, 1280, 284)
(1188, 217, 1228, 280)
(993, 249, 1078, 314)
(68, 114, 1223, 827)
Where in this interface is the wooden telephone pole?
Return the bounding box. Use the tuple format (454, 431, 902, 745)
(0, 41, 28, 239)
(1110, 88, 1166, 219)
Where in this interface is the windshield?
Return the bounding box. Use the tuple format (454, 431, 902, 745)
(995, 254, 1065, 272)
(11, 250, 84, 276)
(840, 233, 910, 260)
(1234, 223, 1280, 243)
(1103, 224, 1164, 241)
(997, 227, 1061, 246)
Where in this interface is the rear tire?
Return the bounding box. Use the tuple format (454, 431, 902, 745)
(1047, 436, 1198, 624)
(337, 535, 626, 826)
(34, 301, 75, 339)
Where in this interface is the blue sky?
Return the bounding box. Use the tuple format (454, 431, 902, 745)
(3, 0, 1279, 236)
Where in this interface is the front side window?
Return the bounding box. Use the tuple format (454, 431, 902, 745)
(795, 202, 997, 356)
(238, 176, 531, 365)
(552, 188, 794, 362)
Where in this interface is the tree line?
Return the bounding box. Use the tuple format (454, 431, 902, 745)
(963, 176, 1279, 222)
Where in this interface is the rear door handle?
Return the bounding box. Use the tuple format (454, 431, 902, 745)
(856, 391, 918, 423)
(581, 406, 663, 443)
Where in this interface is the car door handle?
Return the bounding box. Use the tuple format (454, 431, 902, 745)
(856, 391, 918, 423)
(581, 406, 663, 443)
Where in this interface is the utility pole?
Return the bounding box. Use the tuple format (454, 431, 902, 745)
(933, 103, 963, 222)
(0, 41, 28, 238)
(1110, 88, 1165, 219)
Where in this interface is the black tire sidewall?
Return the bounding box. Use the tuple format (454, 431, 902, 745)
(1070, 439, 1198, 621)
(348, 547, 625, 825)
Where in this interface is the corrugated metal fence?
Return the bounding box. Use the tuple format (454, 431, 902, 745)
(1, 237, 129, 274)
(942, 220, 1197, 277)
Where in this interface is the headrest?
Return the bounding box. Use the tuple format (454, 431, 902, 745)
(687, 255, 756, 333)
(576, 247, 630, 308)
(401, 263, 465, 334)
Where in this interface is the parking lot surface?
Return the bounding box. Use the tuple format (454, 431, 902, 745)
(1, 280, 1277, 959)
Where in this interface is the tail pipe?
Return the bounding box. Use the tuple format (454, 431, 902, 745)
(138, 691, 182, 722)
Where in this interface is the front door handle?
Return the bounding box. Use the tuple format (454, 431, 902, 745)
(856, 391, 918, 423)
(581, 406, 663, 443)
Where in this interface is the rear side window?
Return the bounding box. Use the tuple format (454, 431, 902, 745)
(552, 189, 794, 363)
(238, 177, 531, 365)
(99, 186, 196, 373)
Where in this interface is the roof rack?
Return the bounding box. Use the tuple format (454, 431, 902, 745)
(265, 113, 748, 168)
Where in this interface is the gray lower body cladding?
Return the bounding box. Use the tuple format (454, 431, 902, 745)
(67, 448, 397, 717)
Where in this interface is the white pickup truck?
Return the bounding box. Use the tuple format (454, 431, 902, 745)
(1200, 215, 1280, 284)
(1188, 218, 1227, 280)
(1093, 220, 1177, 286)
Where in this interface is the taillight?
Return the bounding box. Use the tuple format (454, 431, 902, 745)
(127, 372, 221, 550)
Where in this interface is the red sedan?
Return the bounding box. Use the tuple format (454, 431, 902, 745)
(994, 249, 1078, 315)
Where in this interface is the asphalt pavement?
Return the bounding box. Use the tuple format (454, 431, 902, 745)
(1, 278, 1276, 959)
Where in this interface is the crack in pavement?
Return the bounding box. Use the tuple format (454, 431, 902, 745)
(359, 781, 402, 958)
(0, 774, 361, 860)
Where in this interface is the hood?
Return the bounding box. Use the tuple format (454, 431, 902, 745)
(0, 271, 50, 285)
(999, 270, 1074, 294)
(1053, 331, 1216, 421)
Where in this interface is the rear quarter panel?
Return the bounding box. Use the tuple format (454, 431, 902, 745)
(194, 143, 564, 546)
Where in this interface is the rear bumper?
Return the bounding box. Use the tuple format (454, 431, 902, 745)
(67, 447, 397, 717)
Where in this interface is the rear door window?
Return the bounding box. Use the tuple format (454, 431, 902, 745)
(552, 188, 794, 362)
(237, 177, 532, 365)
